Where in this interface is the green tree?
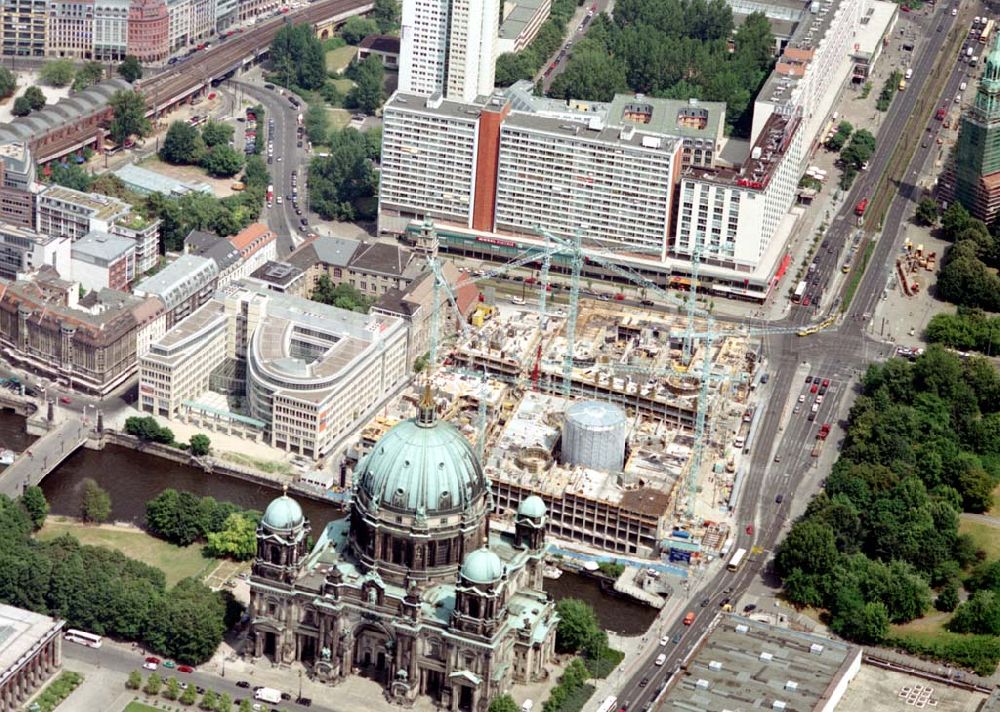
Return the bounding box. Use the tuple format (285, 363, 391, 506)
(308, 128, 378, 220)
(144, 578, 227, 664)
(126, 670, 142, 690)
(161, 121, 205, 164)
(310, 274, 373, 312)
(10, 96, 30, 117)
(81, 478, 111, 523)
(488, 694, 519, 712)
(72, 61, 105, 91)
(201, 144, 245, 178)
(341, 16, 378, 44)
(549, 48, 628, 102)
(124, 415, 174, 444)
(39, 59, 75, 87)
(48, 162, 94, 191)
(199, 688, 218, 710)
(108, 89, 151, 145)
(915, 198, 939, 227)
(936, 581, 959, 612)
(118, 55, 143, 83)
(19, 486, 49, 530)
(238, 699, 253, 712)
(189, 433, 211, 456)
(0, 67, 17, 99)
(270, 24, 327, 90)
(163, 676, 181, 700)
(346, 55, 385, 114)
(205, 513, 257, 560)
(841, 129, 876, 170)
(144, 671, 163, 695)
(372, 0, 400, 32)
(941, 201, 972, 240)
(554, 598, 602, 653)
(201, 120, 234, 148)
(181, 683, 198, 705)
(304, 103, 330, 145)
(949, 590, 1000, 635)
(216, 692, 233, 711)
(22, 84, 44, 109)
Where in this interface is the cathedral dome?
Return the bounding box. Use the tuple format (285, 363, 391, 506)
(262, 494, 305, 531)
(460, 548, 505, 584)
(354, 386, 489, 517)
(517, 495, 547, 519)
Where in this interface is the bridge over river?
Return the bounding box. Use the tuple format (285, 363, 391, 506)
(0, 417, 90, 498)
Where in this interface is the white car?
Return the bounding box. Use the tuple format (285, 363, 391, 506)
(276, 197, 283, 205)
(798, 394, 806, 403)
(952, 7, 958, 15)
(659, 636, 669, 646)
(142, 662, 158, 671)
(815, 395, 824, 404)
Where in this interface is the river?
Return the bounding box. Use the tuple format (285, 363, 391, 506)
(0, 411, 657, 634)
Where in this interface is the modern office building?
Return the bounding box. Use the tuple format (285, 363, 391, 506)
(127, 0, 169, 63)
(1, 0, 48, 57)
(46, 0, 96, 59)
(132, 253, 218, 327)
(140, 283, 410, 460)
(0, 142, 38, 228)
(109, 213, 160, 274)
(399, 0, 499, 102)
(36, 185, 131, 241)
(70, 230, 136, 292)
(93, 0, 130, 60)
(945, 37, 1000, 223)
(0, 224, 71, 280)
(0, 604, 63, 711)
(248, 404, 558, 709)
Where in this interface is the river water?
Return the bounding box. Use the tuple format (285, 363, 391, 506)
(0, 411, 656, 634)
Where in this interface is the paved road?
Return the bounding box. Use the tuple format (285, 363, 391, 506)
(610, 3, 974, 708)
(537, 0, 615, 91)
(0, 417, 88, 497)
(231, 80, 311, 257)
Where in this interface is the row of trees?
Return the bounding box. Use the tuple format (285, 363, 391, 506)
(307, 127, 381, 221)
(160, 119, 244, 178)
(0, 493, 235, 664)
(775, 348, 1000, 652)
(37, 56, 142, 90)
(11, 85, 47, 117)
(123, 416, 211, 455)
(838, 128, 876, 190)
(129, 671, 249, 710)
(925, 307, 1000, 355)
(146, 489, 259, 559)
(535, 0, 776, 136)
(934, 203, 1000, 312)
(494, 0, 581, 87)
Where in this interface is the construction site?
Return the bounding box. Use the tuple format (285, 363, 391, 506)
(895, 238, 938, 298)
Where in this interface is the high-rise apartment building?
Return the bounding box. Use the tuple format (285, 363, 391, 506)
(1, 0, 48, 57)
(399, 0, 499, 102)
(946, 38, 1000, 223)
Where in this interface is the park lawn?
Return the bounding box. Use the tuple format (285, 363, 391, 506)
(989, 482, 1000, 516)
(328, 108, 352, 131)
(330, 77, 355, 94)
(325, 45, 357, 73)
(37, 519, 213, 587)
(959, 516, 1000, 561)
(124, 703, 160, 712)
(891, 609, 950, 636)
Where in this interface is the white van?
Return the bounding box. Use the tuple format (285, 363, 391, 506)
(655, 653, 667, 666)
(521, 700, 534, 712)
(961, 81, 968, 91)
(811, 403, 820, 413)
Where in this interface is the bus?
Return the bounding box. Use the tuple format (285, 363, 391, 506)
(64, 629, 103, 648)
(727, 547, 748, 572)
(596, 696, 617, 712)
(792, 280, 807, 303)
(981, 18, 995, 44)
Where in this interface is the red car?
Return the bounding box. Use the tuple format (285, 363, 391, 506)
(145, 656, 161, 664)
(745, 524, 754, 535)
(821, 378, 830, 387)
(810, 383, 818, 394)
(177, 665, 194, 673)
(59, 396, 71, 404)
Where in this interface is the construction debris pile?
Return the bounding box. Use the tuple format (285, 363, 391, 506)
(896, 239, 937, 297)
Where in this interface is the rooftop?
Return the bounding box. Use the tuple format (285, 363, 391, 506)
(499, 0, 550, 40)
(0, 78, 131, 146)
(251, 260, 304, 288)
(0, 603, 63, 687)
(39, 184, 130, 221)
(114, 162, 214, 196)
(71, 230, 135, 264)
(348, 241, 414, 277)
(202, 239, 241, 272)
(184, 229, 218, 254)
(133, 253, 217, 309)
(228, 223, 273, 253)
(358, 34, 400, 54)
(658, 614, 861, 711)
(0, 141, 31, 175)
(287, 235, 359, 271)
(606, 94, 726, 145)
(836, 662, 987, 712)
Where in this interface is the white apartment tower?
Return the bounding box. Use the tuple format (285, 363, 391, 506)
(399, 0, 499, 102)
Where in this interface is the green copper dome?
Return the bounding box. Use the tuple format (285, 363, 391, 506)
(355, 390, 488, 516)
(517, 495, 547, 519)
(460, 547, 505, 583)
(262, 494, 305, 531)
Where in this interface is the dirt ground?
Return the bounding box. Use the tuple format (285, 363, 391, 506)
(136, 155, 240, 198)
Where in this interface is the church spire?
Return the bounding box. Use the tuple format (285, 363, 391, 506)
(417, 381, 436, 426)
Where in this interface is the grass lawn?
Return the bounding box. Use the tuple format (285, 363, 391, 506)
(989, 483, 1000, 516)
(328, 108, 352, 131)
(37, 519, 214, 587)
(959, 515, 1000, 561)
(124, 703, 160, 712)
(330, 77, 355, 94)
(891, 609, 950, 636)
(325, 46, 357, 73)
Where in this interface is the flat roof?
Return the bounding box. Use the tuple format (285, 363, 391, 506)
(71, 230, 135, 263)
(0, 141, 31, 175)
(114, 162, 214, 196)
(251, 260, 303, 287)
(606, 94, 725, 144)
(39, 184, 130, 221)
(851, 0, 898, 58)
(133, 253, 217, 308)
(385, 91, 489, 123)
(659, 614, 861, 711)
(502, 110, 681, 152)
(500, 0, 549, 39)
(0, 603, 62, 687)
(836, 663, 987, 712)
(684, 110, 800, 189)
